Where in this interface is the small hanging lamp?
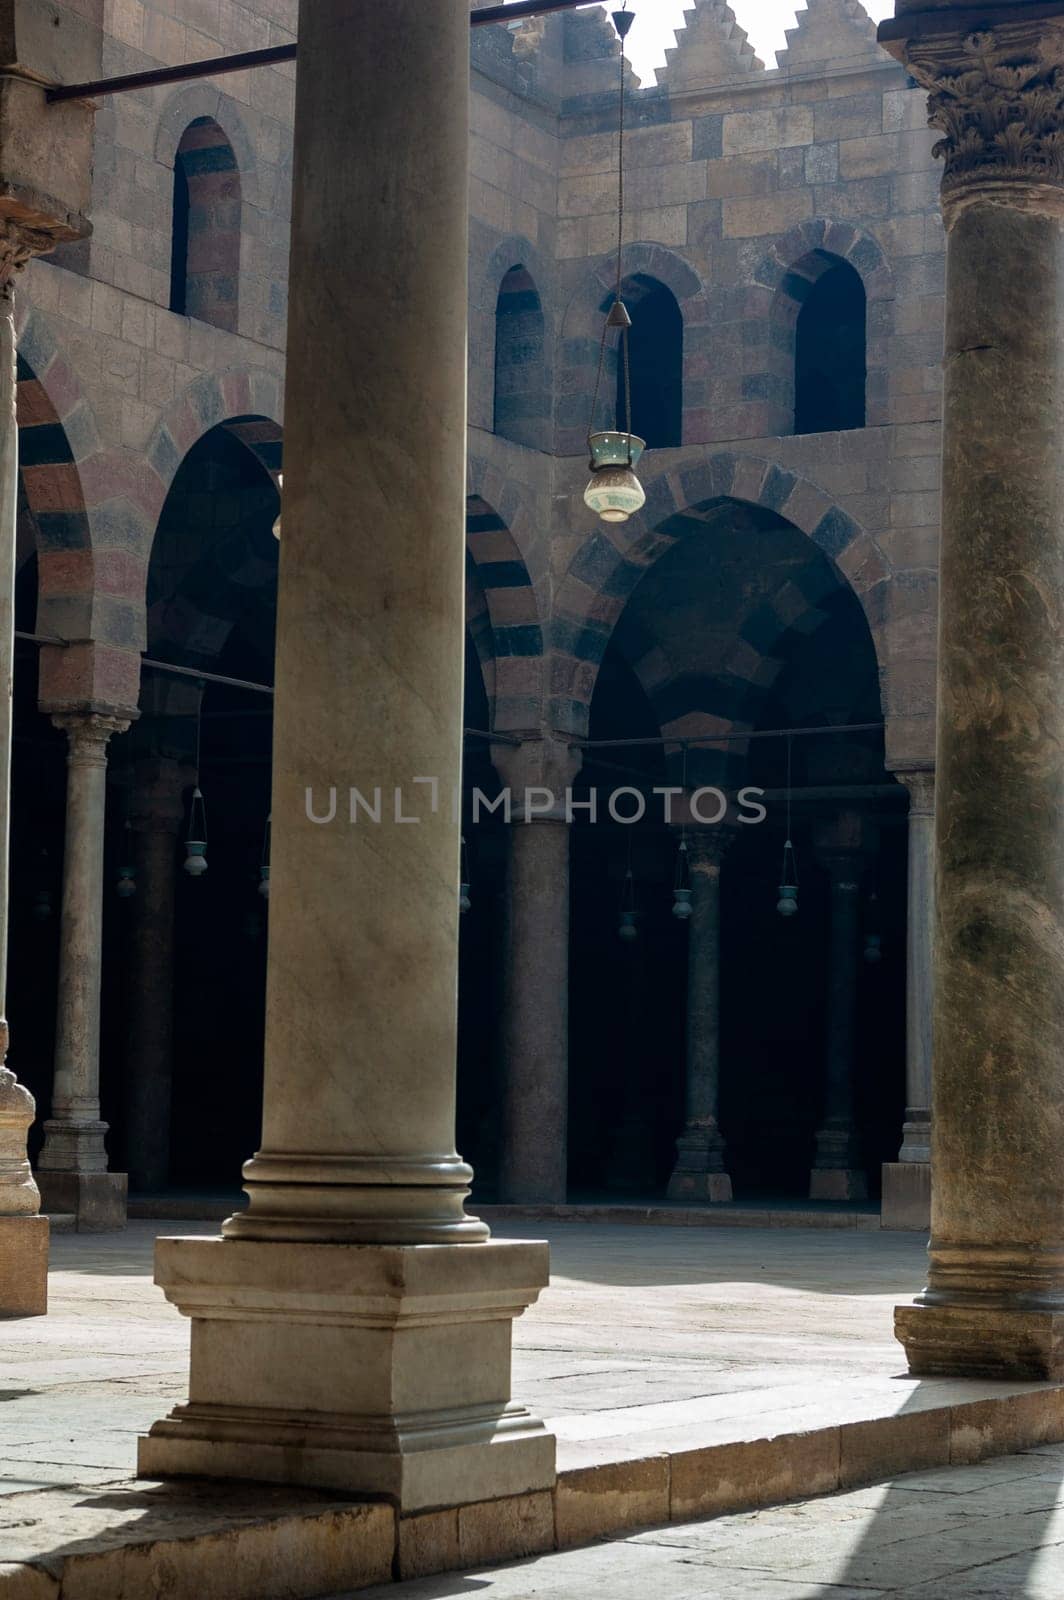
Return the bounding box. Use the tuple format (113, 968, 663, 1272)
(584, 5, 646, 526)
(258, 813, 271, 900)
(272, 472, 283, 541)
(184, 787, 208, 877)
(116, 820, 136, 900)
(459, 836, 472, 916)
(777, 734, 799, 918)
(864, 890, 882, 963)
(672, 836, 693, 921)
(618, 836, 638, 941)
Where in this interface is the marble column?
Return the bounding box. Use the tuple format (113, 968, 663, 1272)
(881, 768, 933, 1230)
(809, 812, 868, 1201)
(37, 714, 129, 1229)
(0, 245, 47, 1311)
(123, 756, 184, 1195)
(882, 5, 1064, 1377)
(498, 814, 571, 1203)
(140, 0, 554, 1510)
(668, 830, 733, 1203)
(0, 0, 96, 1313)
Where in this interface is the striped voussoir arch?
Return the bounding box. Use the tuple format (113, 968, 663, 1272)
(15, 346, 97, 647)
(147, 417, 281, 673)
(550, 451, 892, 739)
(614, 552, 847, 788)
(465, 487, 543, 731)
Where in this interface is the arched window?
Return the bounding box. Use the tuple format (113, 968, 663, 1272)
(615, 275, 683, 449)
(170, 118, 241, 332)
(794, 256, 866, 434)
(493, 265, 547, 449)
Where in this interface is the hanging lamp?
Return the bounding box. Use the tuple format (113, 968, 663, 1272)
(672, 837, 692, 921)
(272, 473, 283, 541)
(777, 733, 799, 918)
(184, 787, 208, 877)
(258, 813, 271, 900)
(672, 751, 693, 920)
(459, 835, 472, 915)
(618, 835, 638, 941)
(116, 819, 136, 899)
(864, 890, 882, 963)
(183, 693, 209, 877)
(584, 5, 646, 526)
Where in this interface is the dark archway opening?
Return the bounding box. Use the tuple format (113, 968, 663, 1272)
(170, 118, 241, 332)
(613, 274, 683, 449)
(794, 256, 866, 434)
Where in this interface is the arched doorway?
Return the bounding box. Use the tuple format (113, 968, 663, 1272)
(567, 483, 902, 1202)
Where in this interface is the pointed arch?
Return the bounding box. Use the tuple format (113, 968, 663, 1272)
(550, 451, 894, 739)
(493, 264, 548, 450)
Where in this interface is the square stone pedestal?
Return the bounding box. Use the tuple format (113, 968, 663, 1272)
(881, 1162, 930, 1231)
(37, 1170, 128, 1232)
(138, 1235, 557, 1512)
(667, 1171, 733, 1203)
(809, 1168, 868, 1201)
(0, 1214, 48, 1316)
(896, 1302, 1064, 1380)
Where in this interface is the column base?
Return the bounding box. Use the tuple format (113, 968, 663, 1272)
(880, 1161, 930, 1231)
(809, 1168, 868, 1201)
(139, 1235, 556, 1513)
(896, 1115, 931, 1165)
(36, 1169, 127, 1231)
(38, 1117, 110, 1173)
(0, 1215, 48, 1316)
(896, 1302, 1064, 1380)
(667, 1170, 733, 1203)
(667, 1126, 732, 1203)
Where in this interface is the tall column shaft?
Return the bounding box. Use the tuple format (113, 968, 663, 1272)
(884, 11, 1064, 1375)
(124, 819, 178, 1193)
(141, 0, 554, 1509)
(38, 715, 129, 1228)
(810, 813, 868, 1201)
(882, 768, 934, 1229)
(668, 832, 732, 1202)
(499, 819, 570, 1204)
(226, 0, 480, 1243)
(897, 771, 933, 1162)
(38, 716, 128, 1205)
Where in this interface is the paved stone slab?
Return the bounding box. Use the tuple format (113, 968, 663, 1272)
(349, 1445, 1064, 1599)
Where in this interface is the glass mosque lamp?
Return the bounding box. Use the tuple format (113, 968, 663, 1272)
(584, 428, 647, 525)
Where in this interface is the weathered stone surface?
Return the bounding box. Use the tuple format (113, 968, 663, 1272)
(0, 1216, 47, 1317)
(556, 1457, 669, 1548)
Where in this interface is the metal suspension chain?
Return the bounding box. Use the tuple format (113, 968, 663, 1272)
(587, 5, 635, 466)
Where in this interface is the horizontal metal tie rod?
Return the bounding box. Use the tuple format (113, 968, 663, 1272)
(46, 0, 599, 103)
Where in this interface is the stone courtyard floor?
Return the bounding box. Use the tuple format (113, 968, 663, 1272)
(4, 1217, 927, 1488)
(350, 1442, 1064, 1598)
(4, 1219, 1064, 1593)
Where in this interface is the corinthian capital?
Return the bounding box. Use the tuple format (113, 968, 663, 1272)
(899, 18, 1064, 211)
(0, 216, 64, 295)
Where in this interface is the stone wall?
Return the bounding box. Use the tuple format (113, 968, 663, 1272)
(19, 0, 943, 768)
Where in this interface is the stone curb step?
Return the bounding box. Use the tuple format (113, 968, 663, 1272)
(2, 1383, 1063, 1597)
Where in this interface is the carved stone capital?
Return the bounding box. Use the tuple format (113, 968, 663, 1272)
(901, 20, 1064, 216)
(897, 768, 936, 818)
(52, 712, 130, 769)
(0, 216, 62, 295)
(681, 827, 734, 873)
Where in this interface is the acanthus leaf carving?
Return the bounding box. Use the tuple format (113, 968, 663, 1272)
(907, 24, 1064, 198)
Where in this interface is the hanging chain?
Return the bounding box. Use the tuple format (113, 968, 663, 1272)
(587, 5, 634, 464)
